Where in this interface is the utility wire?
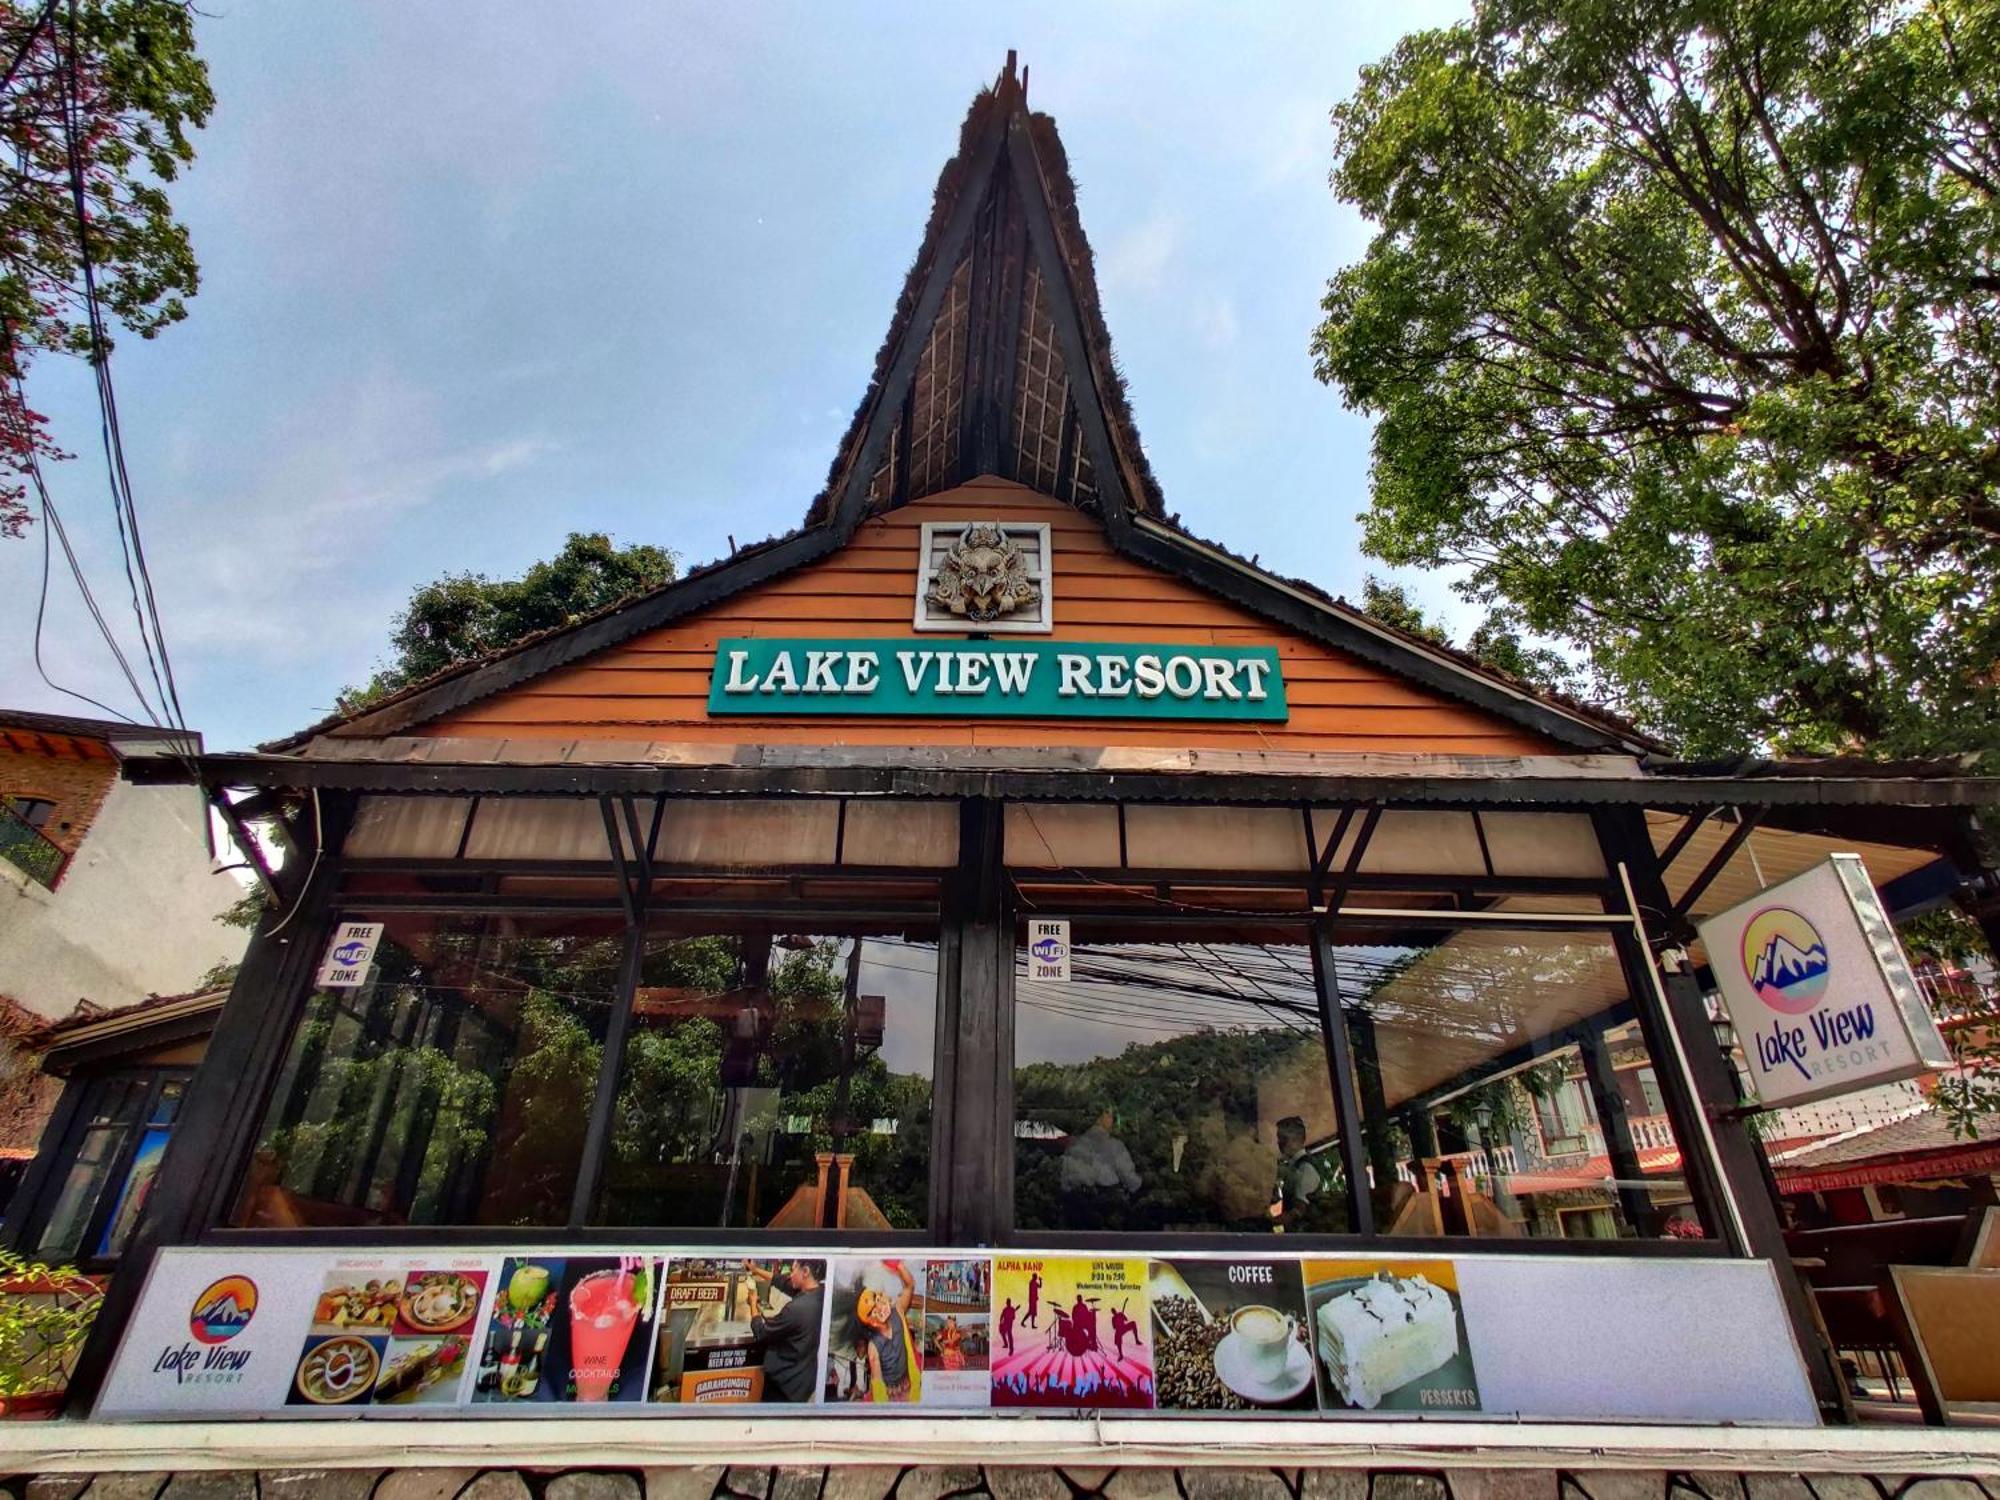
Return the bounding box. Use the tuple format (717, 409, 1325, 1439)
(0, 0, 55, 96)
(20, 378, 158, 723)
(55, 0, 187, 732)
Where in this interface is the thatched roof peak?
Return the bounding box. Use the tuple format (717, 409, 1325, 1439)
(805, 55, 1164, 529)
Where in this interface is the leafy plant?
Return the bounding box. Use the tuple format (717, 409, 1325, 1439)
(0, 1250, 102, 1397)
(340, 532, 677, 709)
(1317, 0, 2000, 760)
(0, 0, 212, 536)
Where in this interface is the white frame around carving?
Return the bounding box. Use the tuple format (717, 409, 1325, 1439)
(913, 520, 1054, 634)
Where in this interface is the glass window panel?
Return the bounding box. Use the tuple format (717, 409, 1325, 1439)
(1013, 933, 1349, 1235)
(34, 1076, 148, 1261)
(1328, 923, 1710, 1242)
(592, 926, 937, 1231)
(233, 912, 624, 1229)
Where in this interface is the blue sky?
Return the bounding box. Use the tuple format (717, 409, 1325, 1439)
(1, 2, 1471, 752)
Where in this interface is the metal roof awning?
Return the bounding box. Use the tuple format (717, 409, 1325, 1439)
(122, 747, 2000, 814)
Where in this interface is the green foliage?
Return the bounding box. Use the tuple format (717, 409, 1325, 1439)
(341, 532, 677, 710)
(0, 1250, 103, 1397)
(1441, 1059, 1567, 1146)
(217, 886, 266, 930)
(1902, 905, 1994, 967)
(1013, 1026, 1332, 1232)
(1317, 0, 2000, 760)
(1361, 575, 1583, 694)
(0, 0, 212, 535)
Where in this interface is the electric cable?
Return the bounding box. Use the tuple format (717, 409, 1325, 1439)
(0, 0, 55, 97)
(54, 0, 188, 732)
(20, 378, 159, 723)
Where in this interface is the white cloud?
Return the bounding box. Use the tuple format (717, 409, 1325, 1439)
(1101, 209, 1181, 296)
(1193, 295, 1241, 349)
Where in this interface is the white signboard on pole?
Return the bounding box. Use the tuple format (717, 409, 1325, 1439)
(1697, 854, 1952, 1108)
(315, 921, 384, 989)
(1027, 919, 1071, 982)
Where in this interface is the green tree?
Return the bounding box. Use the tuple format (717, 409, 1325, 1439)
(341, 531, 677, 709)
(0, 0, 212, 535)
(1361, 576, 1581, 695)
(1316, 0, 2000, 761)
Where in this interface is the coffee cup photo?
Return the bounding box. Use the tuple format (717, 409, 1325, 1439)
(1229, 1304, 1298, 1381)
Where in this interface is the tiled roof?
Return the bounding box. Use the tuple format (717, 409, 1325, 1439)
(1773, 1106, 2000, 1170)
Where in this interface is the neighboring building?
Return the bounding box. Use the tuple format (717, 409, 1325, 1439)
(1774, 1105, 2000, 1224)
(2, 988, 223, 1268)
(0, 708, 247, 1021)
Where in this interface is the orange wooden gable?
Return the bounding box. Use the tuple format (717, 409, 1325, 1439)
(420, 479, 1561, 756)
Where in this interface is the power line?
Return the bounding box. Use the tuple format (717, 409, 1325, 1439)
(0, 0, 55, 96)
(53, 0, 187, 733)
(21, 381, 159, 724)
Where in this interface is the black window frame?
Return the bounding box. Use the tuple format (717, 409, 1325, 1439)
(204, 892, 949, 1253)
(183, 793, 1740, 1262)
(13, 1067, 192, 1270)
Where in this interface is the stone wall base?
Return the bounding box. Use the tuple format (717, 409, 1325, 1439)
(3, 1469, 1997, 1500)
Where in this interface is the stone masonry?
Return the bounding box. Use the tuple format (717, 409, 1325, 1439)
(2, 1470, 1997, 1500)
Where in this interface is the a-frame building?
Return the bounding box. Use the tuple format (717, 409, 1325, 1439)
(69, 55, 2000, 1446)
(282, 54, 1646, 763)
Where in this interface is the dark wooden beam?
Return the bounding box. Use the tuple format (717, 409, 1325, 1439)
(121, 751, 2000, 822)
(1592, 804, 1852, 1423)
(1670, 808, 1768, 926)
(831, 112, 1012, 535)
(1654, 809, 1715, 873)
(1004, 113, 1137, 538)
(63, 795, 356, 1417)
(1312, 922, 1376, 1236)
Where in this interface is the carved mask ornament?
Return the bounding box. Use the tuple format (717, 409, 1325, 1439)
(924, 522, 1042, 624)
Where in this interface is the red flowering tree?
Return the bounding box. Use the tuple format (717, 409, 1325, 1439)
(0, 0, 211, 535)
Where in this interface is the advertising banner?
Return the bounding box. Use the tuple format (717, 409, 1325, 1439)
(1697, 854, 1953, 1107)
(93, 1245, 1818, 1426)
(651, 1257, 823, 1405)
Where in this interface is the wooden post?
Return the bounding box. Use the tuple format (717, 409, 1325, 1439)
(63, 793, 353, 1416)
(1591, 804, 1851, 1423)
(1578, 1019, 1662, 1236)
(939, 797, 1009, 1244)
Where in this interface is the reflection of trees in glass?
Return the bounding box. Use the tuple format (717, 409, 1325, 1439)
(1014, 1026, 1327, 1233)
(244, 923, 620, 1228)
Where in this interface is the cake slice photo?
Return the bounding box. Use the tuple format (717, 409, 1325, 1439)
(1304, 1264, 1481, 1414)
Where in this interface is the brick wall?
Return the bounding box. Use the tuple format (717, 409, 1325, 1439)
(0, 745, 117, 859)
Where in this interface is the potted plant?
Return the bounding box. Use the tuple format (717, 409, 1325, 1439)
(0, 1250, 104, 1417)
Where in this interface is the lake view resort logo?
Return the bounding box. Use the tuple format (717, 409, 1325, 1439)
(1741, 907, 1831, 1014)
(190, 1275, 258, 1344)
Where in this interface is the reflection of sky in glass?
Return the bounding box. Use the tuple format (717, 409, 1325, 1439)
(1010, 942, 1317, 1067)
(855, 939, 937, 1079)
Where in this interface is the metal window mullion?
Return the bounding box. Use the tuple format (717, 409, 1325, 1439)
(568, 906, 648, 1231)
(1310, 918, 1376, 1238)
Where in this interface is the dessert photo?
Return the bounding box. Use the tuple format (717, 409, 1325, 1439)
(1147, 1259, 1315, 1412)
(1304, 1261, 1481, 1414)
(372, 1335, 471, 1406)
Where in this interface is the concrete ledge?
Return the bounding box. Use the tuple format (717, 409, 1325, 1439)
(1, 1418, 1998, 1476)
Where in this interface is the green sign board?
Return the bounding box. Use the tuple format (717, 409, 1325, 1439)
(708, 638, 1287, 721)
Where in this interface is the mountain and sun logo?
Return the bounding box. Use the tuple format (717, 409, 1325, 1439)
(189, 1275, 259, 1344)
(1741, 907, 1831, 1014)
